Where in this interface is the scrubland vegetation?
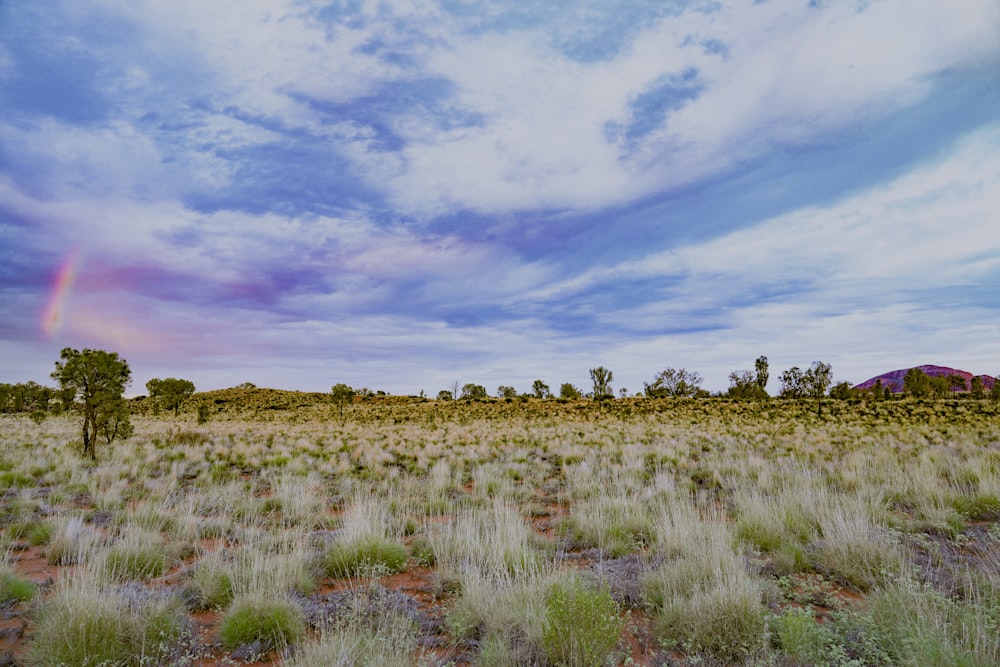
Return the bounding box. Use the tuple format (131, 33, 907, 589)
(1, 394, 999, 665)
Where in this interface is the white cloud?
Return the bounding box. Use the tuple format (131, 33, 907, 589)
(351, 0, 1000, 216)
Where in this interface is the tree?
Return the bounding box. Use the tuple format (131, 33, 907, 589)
(330, 383, 356, 418)
(497, 385, 517, 399)
(903, 368, 932, 398)
(946, 373, 968, 392)
(871, 378, 884, 401)
(779, 367, 806, 398)
(991, 378, 1000, 402)
(460, 383, 488, 400)
(559, 383, 581, 399)
(726, 356, 769, 400)
(589, 367, 613, 401)
(803, 361, 833, 414)
(436, 389, 454, 401)
(754, 355, 769, 393)
(727, 370, 764, 400)
(970, 376, 984, 400)
(829, 381, 855, 401)
(644, 368, 703, 398)
(145, 377, 195, 417)
(51, 348, 132, 459)
(780, 362, 832, 411)
(531, 380, 551, 399)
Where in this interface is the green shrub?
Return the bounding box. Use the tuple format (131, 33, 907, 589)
(772, 608, 836, 665)
(540, 575, 623, 667)
(324, 537, 408, 577)
(219, 595, 306, 652)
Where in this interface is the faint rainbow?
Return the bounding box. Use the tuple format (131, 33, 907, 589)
(42, 250, 80, 338)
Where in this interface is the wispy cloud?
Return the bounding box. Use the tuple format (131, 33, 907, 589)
(1, 0, 997, 393)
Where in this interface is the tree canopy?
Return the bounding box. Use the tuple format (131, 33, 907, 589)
(146, 377, 195, 416)
(51, 348, 132, 459)
(589, 367, 613, 400)
(644, 368, 703, 398)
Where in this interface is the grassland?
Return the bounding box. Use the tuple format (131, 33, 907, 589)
(1, 393, 999, 665)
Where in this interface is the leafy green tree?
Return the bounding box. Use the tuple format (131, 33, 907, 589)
(460, 383, 488, 399)
(991, 378, 1000, 402)
(871, 378, 884, 401)
(946, 373, 968, 392)
(781, 362, 832, 411)
(970, 376, 984, 400)
(531, 380, 551, 399)
(51, 348, 132, 459)
(903, 368, 932, 398)
(145, 377, 195, 417)
(779, 367, 806, 398)
(754, 355, 769, 393)
(829, 381, 855, 400)
(559, 383, 581, 399)
(98, 398, 134, 445)
(330, 383, 356, 417)
(497, 385, 517, 399)
(727, 356, 769, 400)
(929, 375, 951, 398)
(643, 368, 703, 398)
(436, 389, 454, 401)
(803, 361, 833, 414)
(589, 367, 613, 401)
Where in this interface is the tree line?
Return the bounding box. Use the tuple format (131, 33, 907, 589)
(4, 348, 999, 460)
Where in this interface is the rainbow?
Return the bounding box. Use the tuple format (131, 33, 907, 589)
(42, 250, 80, 337)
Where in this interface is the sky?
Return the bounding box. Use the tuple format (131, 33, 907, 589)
(2, 0, 999, 397)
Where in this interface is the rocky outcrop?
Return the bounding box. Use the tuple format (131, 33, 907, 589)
(854, 365, 996, 393)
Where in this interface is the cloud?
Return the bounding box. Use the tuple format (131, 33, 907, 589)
(349, 0, 1000, 216)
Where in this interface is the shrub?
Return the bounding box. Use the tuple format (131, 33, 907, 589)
(540, 575, 623, 667)
(324, 536, 408, 578)
(219, 595, 306, 652)
(772, 608, 836, 665)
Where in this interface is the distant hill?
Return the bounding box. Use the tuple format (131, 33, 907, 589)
(854, 365, 996, 393)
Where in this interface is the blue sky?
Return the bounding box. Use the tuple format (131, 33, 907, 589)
(2, 0, 999, 396)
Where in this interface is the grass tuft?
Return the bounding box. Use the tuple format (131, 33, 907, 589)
(219, 594, 306, 653)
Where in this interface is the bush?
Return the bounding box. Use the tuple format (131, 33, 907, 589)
(540, 575, 623, 667)
(219, 595, 306, 652)
(324, 537, 408, 578)
(772, 608, 836, 665)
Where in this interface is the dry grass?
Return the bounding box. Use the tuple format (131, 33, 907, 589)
(0, 396, 998, 664)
